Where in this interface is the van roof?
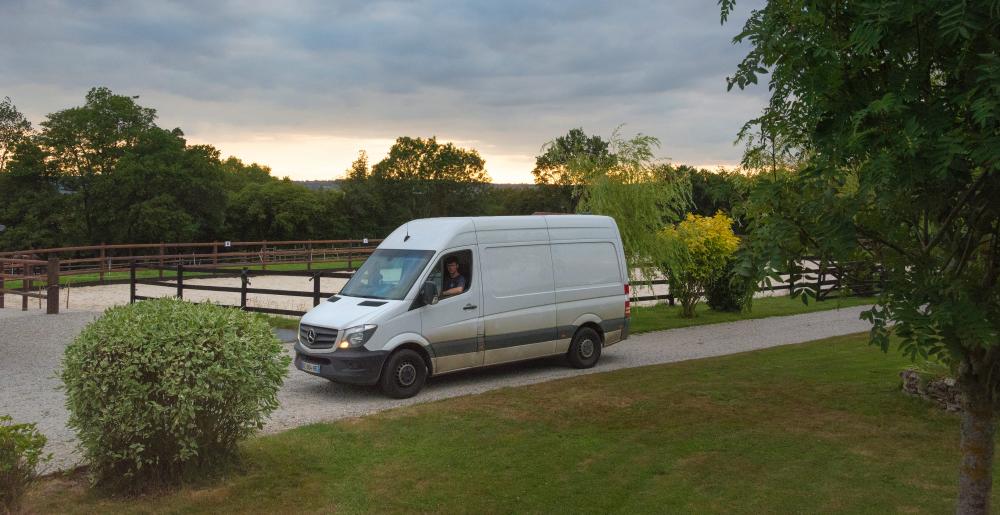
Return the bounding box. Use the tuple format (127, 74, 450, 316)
(378, 215, 618, 251)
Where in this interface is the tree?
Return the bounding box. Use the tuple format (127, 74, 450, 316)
(677, 165, 752, 229)
(659, 213, 740, 318)
(96, 128, 227, 243)
(573, 129, 690, 285)
(220, 156, 273, 192)
(0, 141, 66, 251)
(533, 128, 613, 212)
(369, 136, 492, 221)
(0, 97, 33, 173)
(36, 87, 157, 244)
(224, 179, 324, 241)
(533, 128, 613, 185)
(721, 1, 1000, 512)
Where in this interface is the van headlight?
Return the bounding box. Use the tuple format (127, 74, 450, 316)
(338, 324, 377, 349)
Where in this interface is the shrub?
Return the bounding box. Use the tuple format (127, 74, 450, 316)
(61, 298, 290, 492)
(659, 212, 740, 317)
(0, 415, 49, 513)
(705, 257, 745, 312)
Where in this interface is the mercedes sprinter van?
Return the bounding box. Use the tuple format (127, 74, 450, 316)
(295, 215, 630, 398)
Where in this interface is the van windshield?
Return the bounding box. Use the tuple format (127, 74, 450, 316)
(339, 249, 435, 300)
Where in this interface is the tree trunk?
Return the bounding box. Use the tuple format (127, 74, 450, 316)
(681, 299, 697, 318)
(957, 376, 996, 515)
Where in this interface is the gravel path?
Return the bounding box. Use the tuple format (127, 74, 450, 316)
(0, 303, 873, 472)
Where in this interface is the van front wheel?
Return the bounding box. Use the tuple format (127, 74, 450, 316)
(379, 349, 428, 398)
(567, 327, 602, 369)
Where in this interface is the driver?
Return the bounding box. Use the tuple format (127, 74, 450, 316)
(441, 256, 466, 296)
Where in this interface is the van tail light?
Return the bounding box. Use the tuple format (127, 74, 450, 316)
(624, 283, 631, 318)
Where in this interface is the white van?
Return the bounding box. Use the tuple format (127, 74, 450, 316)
(294, 215, 630, 398)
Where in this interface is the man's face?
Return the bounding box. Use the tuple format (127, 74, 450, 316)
(447, 261, 458, 275)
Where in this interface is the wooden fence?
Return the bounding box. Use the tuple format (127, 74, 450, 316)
(0, 257, 60, 313)
(129, 263, 355, 317)
(0, 239, 380, 287)
(631, 258, 882, 305)
(124, 256, 880, 319)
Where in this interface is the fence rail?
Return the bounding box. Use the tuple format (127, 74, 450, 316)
(631, 258, 882, 305)
(129, 263, 356, 317)
(0, 239, 380, 287)
(0, 257, 60, 313)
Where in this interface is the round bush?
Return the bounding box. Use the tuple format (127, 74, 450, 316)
(61, 298, 289, 491)
(705, 258, 746, 312)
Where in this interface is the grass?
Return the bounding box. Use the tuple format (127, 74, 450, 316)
(251, 294, 872, 333)
(24, 333, 987, 513)
(629, 295, 875, 334)
(259, 314, 300, 331)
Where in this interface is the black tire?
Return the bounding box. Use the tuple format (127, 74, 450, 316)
(567, 327, 602, 369)
(379, 349, 428, 399)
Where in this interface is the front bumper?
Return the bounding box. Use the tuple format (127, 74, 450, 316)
(294, 342, 389, 386)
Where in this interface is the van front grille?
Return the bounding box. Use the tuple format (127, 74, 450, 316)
(299, 324, 339, 349)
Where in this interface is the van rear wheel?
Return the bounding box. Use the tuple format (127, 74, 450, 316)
(568, 327, 602, 369)
(379, 349, 428, 399)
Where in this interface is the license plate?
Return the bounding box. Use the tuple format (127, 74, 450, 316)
(300, 361, 321, 374)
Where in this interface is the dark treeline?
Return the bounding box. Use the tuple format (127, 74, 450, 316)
(0, 89, 747, 251)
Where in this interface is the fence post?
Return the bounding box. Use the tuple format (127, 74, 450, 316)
(22, 265, 29, 311)
(788, 259, 797, 295)
(46, 257, 59, 314)
(99, 244, 106, 283)
(0, 273, 4, 309)
(159, 243, 165, 279)
(176, 263, 184, 299)
(347, 241, 353, 270)
(240, 267, 249, 309)
(213, 242, 219, 265)
(261, 241, 268, 270)
(816, 257, 826, 301)
(130, 260, 137, 304)
(307, 242, 313, 271)
(313, 272, 321, 307)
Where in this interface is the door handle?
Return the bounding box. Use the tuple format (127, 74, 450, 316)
(463, 304, 477, 311)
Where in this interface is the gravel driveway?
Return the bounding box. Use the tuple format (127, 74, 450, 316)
(0, 304, 873, 472)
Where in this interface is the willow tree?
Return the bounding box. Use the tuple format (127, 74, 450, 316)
(573, 129, 690, 285)
(720, 1, 1000, 512)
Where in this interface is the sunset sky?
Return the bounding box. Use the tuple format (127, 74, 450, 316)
(2, 0, 766, 183)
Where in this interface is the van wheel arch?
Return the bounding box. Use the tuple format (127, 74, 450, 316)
(389, 342, 434, 377)
(578, 322, 605, 345)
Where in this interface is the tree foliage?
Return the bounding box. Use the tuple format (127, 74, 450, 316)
(0, 96, 32, 173)
(339, 137, 494, 236)
(36, 87, 158, 243)
(721, 1, 1000, 511)
(532, 128, 613, 212)
(574, 129, 690, 284)
(659, 213, 741, 317)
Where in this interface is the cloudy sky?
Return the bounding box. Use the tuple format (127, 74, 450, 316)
(2, 0, 766, 183)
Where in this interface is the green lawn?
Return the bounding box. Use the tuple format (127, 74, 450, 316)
(628, 294, 874, 334)
(255, 294, 873, 333)
(26, 333, 983, 513)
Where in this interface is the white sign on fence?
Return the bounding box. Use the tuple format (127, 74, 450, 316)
(224, 241, 232, 248)
(363, 238, 368, 244)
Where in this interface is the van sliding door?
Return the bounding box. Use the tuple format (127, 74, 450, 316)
(479, 243, 557, 365)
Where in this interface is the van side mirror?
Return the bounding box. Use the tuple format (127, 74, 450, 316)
(421, 281, 439, 306)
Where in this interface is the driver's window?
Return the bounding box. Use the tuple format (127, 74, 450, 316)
(433, 250, 473, 299)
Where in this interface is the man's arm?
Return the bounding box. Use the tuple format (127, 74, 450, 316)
(441, 275, 466, 296)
